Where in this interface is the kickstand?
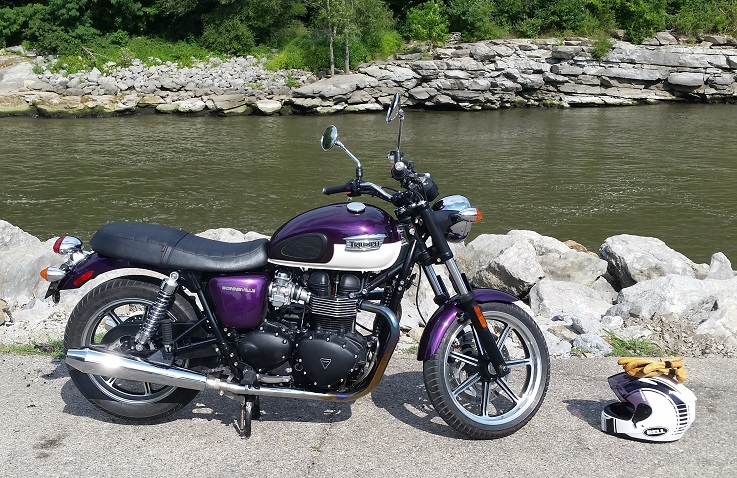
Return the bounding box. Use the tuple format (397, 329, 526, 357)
(234, 395, 260, 439)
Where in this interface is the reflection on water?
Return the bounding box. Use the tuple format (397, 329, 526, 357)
(2, 104, 736, 263)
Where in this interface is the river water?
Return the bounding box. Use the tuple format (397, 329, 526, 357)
(2, 104, 736, 263)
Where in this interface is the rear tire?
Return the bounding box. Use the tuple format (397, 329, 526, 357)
(423, 302, 550, 439)
(64, 278, 201, 421)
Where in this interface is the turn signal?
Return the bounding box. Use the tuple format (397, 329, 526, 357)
(457, 207, 483, 223)
(40, 267, 66, 282)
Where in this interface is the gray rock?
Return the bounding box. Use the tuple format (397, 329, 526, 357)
(573, 334, 612, 356)
(0, 237, 58, 308)
(538, 250, 608, 286)
(702, 35, 737, 46)
(606, 275, 737, 326)
(551, 46, 584, 59)
(196, 228, 268, 242)
(471, 240, 544, 296)
(507, 230, 570, 255)
(530, 278, 613, 325)
(655, 32, 679, 45)
(600, 67, 666, 81)
(600, 234, 700, 287)
(696, 296, 737, 348)
(0, 220, 40, 252)
(293, 73, 378, 98)
(550, 64, 583, 76)
(408, 87, 438, 100)
(344, 102, 383, 112)
(667, 72, 705, 87)
(176, 98, 206, 113)
(255, 99, 282, 114)
(470, 43, 497, 62)
(707, 252, 734, 280)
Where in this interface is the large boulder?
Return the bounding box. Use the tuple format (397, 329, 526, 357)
(529, 278, 613, 325)
(606, 275, 737, 326)
(293, 74, 378, 99)
(538, 250, 608, 286)
(599, 234, 703, 288)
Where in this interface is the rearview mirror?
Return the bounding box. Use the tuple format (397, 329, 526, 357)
(386, 93, 401, 123)
(321, 125, 338, 151)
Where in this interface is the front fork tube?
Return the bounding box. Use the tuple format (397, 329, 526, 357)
(429, 259, 510, 378)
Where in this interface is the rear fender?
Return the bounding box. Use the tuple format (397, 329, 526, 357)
(416, 289, 532, 362)
(45, 253, 170, 300)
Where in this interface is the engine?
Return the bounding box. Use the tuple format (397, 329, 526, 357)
(237, 269, 371, 390)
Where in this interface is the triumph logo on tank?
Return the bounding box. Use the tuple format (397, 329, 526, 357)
(344, 234, 386, 251)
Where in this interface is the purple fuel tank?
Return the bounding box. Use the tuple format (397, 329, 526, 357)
(268, 202, 403, 271)
(208, 275, 269, 330)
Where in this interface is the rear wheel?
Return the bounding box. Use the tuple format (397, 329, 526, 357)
(64, 278, 202, 421)
(423, 302, 550, 439)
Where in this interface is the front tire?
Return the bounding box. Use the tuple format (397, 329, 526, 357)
(423, 302, 550, 439)
(64, 278, 201, 421)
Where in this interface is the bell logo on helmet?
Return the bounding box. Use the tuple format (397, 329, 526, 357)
(644, 427, 669, 436)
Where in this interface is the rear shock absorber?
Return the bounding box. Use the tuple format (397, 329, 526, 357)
(134, 272, 179, 352)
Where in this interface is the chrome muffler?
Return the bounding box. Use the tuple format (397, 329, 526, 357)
(66, 301, 399, 402)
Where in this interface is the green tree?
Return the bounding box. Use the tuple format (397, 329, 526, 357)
(447, 0, 502, 41)
(612, 0, 667, 43)
(405, 0, 449, 47)
(312, 0, 395, 75)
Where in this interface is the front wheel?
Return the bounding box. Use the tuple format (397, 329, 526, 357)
(423, 302, 550, 439)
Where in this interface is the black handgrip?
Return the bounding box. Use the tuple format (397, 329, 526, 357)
(323, 183, 351, 195)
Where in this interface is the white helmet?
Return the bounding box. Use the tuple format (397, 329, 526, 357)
(601, 372, 696, 442)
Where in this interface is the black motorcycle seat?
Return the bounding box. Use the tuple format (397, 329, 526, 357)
(89, 222, 269, 273)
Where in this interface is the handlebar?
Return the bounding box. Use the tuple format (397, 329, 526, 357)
(322, 182, 352, 195)
(323, 180, 395, 202)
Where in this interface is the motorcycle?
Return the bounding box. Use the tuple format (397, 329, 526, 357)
(41, 94, 550, 439)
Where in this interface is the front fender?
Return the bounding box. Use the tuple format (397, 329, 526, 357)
(46, 253, 170, 300)
(416, 289, 532, 362)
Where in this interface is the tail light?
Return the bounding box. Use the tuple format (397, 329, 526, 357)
(53, 236, 83, 255)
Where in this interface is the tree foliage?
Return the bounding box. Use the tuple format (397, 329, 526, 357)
(405, 0, 449, 46)
(3, 0, 737, 70)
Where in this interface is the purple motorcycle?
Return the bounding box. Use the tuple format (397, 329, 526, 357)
(41, 94, 550, 439)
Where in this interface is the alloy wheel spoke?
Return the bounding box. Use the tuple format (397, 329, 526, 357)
(106, 310, 123, 326)
(471, 327, 486, 356)
(495, 377, 521, 404)
(481, 381, 492, 417)
(449, 350, 478, 367)
(496, 323, 513, 348)
(452, 372, 481, 398)
(506, 357, 532, 369)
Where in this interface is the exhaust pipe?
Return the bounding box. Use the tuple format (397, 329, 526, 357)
(66, 348, 209, 391)
(66, 301, 399, 402)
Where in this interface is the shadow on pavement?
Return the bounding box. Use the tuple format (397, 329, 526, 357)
(563, 398, 611, 429)
(370, 370, 465, 439)
(58, 360, 353, 429)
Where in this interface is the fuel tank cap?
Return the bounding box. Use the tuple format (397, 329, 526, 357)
(347, 202, 366, 214)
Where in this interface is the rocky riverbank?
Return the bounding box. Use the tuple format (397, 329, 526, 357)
(1, 219, 735, 358)
(3, 32, 737, 117)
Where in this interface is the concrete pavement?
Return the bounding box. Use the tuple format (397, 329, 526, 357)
(0, 353, 734, 477)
